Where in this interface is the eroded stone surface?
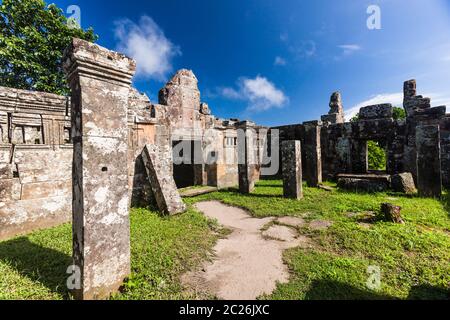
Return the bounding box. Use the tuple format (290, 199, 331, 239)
(391, 172, 417, 194)
(416, 125, 442, 198)
(238, 122, 258, 194)
(321, 92, 345, 125)
(359, 104, 393, 120)
(141, 144, 186, 215)
(281, 140, 303, 199)
(64, 38, 135, 300)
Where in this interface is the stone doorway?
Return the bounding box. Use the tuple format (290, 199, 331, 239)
(172, 140, 202, 188)
(367, 140, 388, 172)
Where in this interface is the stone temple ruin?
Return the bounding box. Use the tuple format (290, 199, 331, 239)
(0, 38, 448, 298)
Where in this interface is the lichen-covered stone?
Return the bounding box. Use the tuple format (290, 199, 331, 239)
(321, 92, 344, 124)
(64, 38, 135, 300)
(281, 140, 303, 199)
(238, 124, 258, 194)
(416, 125, 442, 198)
(391, 172, 417, 194)
(359, 104, 393, 120)
(337, 174, 391, 193)
(141, 144, 186, 215)
(302, 121, 322, 187)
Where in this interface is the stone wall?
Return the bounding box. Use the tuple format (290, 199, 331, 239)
(0, 69, 266, 240)
(0, 87, 72, 240)
(272, 80, 449, 192)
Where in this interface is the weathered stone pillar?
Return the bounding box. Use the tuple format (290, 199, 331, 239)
(303, 121, 322, 187)
(416, 125, 442, 198)
(238, 122, 257, 194)
(281, 140, 303, 199)
(64, 38, 136, 300)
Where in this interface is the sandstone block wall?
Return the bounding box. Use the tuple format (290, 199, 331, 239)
(0, 68, 267, 240)
(0, 87, 72, 240)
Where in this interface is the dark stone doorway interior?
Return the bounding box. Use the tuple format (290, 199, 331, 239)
(172, 140, 202, 189)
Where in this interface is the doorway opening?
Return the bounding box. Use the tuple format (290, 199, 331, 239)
(367, 140, 387, 172)
(172, 140, 202, 189)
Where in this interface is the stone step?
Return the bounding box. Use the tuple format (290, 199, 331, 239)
(180, 186, 218, 197)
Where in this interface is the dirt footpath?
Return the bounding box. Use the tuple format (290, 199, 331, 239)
(182, 201, 313, 300)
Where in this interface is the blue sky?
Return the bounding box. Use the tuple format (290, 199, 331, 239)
(54, 0, 450, 126)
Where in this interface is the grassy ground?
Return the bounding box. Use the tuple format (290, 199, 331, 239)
(192, 180, 450, 300)
(0, 180, 448, 300)
(0, 208, 220, 300)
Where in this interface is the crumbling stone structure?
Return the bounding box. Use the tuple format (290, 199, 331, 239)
(0, 40, 267, 240)
(0, 87, 72, 240)
(273, 80, 449, 197)
(1, 37, 448, 250)
(0, 37, 448, 300)
(321, 91, 345, 125)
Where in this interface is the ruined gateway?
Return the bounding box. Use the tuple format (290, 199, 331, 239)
(0, 39, 448, 298)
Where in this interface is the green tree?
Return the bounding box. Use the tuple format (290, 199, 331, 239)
(368, 140, 386, 171)
(0, 0, 97, 95)
(392, 107, 406, 120)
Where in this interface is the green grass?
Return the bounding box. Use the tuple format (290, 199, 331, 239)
(1, 180, 449, 300)
(193, 180, 450, 300)
(0, 207, 219, 300)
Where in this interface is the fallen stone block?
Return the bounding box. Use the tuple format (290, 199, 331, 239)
(337, 174, 391, 193)
(391, 173, 417, 194)
(141, 144, 186, 215)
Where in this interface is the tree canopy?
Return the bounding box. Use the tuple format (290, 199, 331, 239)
(0, 0, 97, 95)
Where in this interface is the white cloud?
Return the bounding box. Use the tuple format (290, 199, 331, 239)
(220, 87, 241, 100)
(274, 56, 287, 66)
(345, 93, 403, 121)
(216, 76, 288, 112)
(114, 16, 181, 80)
(242, 76, 288, 111)
(338, 44, 362, 56)
(428, 92, 450, 110)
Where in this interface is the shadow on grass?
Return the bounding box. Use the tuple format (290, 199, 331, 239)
(0, 237, 71, 298)
(304, 280, 449, 300)
(304, 280, 393, 300)
(407, 285, 449, 300)
(439, 192, 450, 219)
